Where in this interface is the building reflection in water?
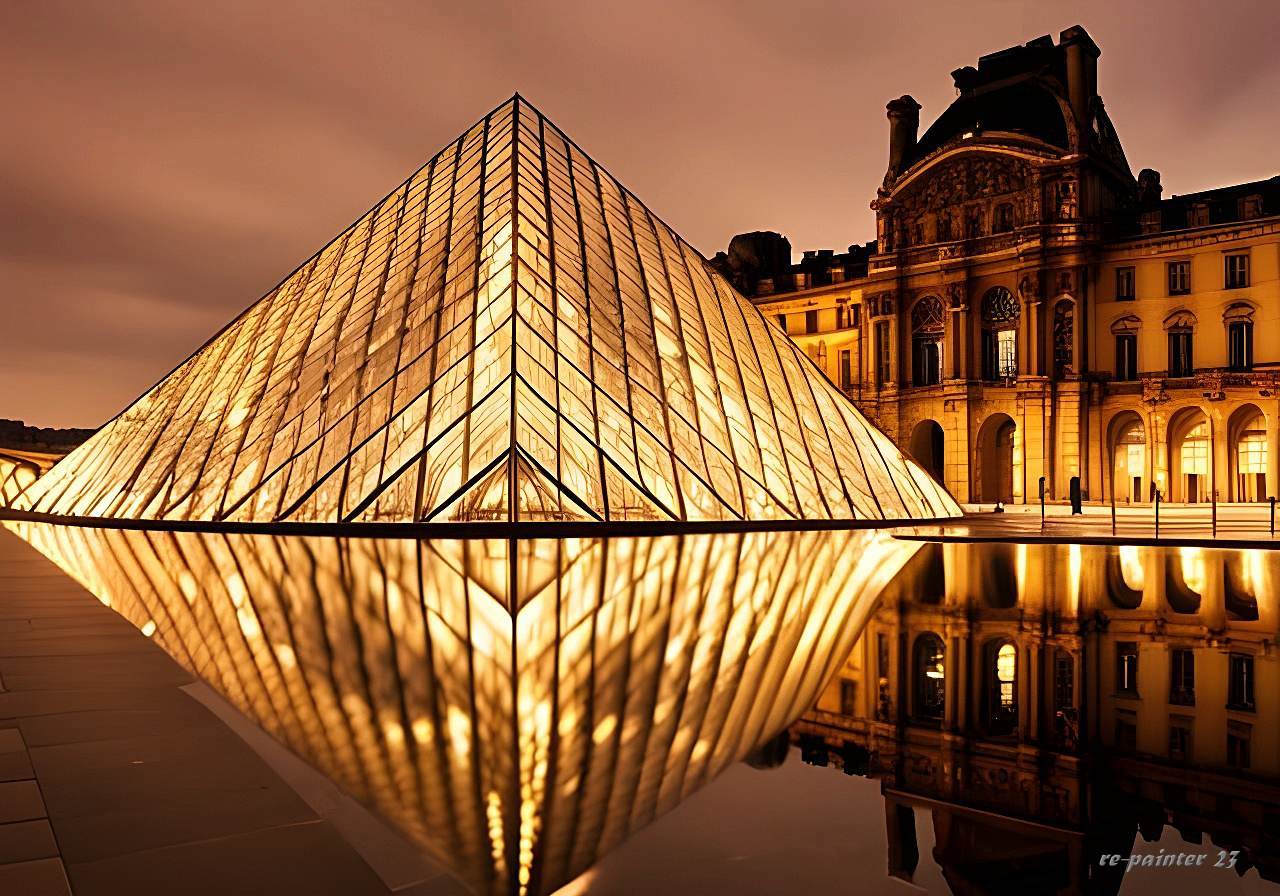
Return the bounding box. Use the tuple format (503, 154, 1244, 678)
(5, 521, 919, 896)
(794, 541, 1280, 893)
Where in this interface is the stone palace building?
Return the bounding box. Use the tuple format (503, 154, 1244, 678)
(715, 26, 1279, 506)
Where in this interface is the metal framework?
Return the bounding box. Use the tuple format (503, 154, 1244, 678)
(10, 97, 957, 526)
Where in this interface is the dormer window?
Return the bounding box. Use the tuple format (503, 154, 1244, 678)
(1239, 195, 1264, 220)
(1188, 203, 1209, 227)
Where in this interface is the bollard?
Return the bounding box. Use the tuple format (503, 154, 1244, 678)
(1039, 476, 1046, 532)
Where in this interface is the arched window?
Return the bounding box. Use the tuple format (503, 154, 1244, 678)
(1231, 406, 1268, 501)
(1180, 421, 1209, 502)
(1112, 415, 1146, 503)
(912, 634, 946, 721)
(985, 640, 1018, 735)
(1106, 545, 1145, 610)
(1053, 300, 1074, 377)
(980, 287, 1020, 381)
(910, 296, 944, 386)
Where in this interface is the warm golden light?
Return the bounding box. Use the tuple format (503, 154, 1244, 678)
(1, 520, 925, 895)
(7, 98, 956, 527)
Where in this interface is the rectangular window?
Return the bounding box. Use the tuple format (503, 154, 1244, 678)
(1225, 254, 1250, 289)
(1169, 721, 1192, 761)
(875, 321, 891, 387)
(876, 633, 892, 722)
(776, 314, 787, 331)
(840, 679, 857, 716)
(1229, 653, 1255, 711)
(1117, 642, 1139, 695)
(1115, 334, 1138, 381)
(1116, 266, 1136, 301)
(839, 349, 852, 390)
(1167, 261, 1190, 295)
(805, 310, 819, 334)
(1170, 648, 1195, 706)
(997, 329, 1017, 379)
(1116, 717, 1138, 751)
(1168, 331, 1193, 378)
(1228, 321, 1253, 371)
(1228, 722, 1252, 769)
(850, 304, 861, 328)
(1052, 650, 1076, 744)
(836, 304, 847, 330)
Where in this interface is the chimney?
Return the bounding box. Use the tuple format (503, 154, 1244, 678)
(885, 96, 921, 181)
(1059, 26, 1100, 133)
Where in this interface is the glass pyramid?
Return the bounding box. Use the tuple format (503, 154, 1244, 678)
(13, 97, 957, 525)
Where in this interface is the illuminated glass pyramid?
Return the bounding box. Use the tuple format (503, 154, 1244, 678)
(16, 96, 957, 525)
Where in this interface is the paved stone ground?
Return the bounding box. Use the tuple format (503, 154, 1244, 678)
(0, 529, 404, 895)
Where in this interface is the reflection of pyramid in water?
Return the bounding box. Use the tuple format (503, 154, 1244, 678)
(18, 96, 956, 524)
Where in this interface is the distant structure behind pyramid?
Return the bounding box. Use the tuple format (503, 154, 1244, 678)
(17, 97, 958, 524)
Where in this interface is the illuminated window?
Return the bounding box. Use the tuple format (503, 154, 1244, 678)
(987, 641, 1018, 735)
(913, 634, 946, 720)
(993, 645, 1013, 706)
(1238, 430, 1267, 474)
(1180, 423, 1209, 476)
(910, 297, 944, 387)
(1237, 416, 1267, 501)
(1118, 544, 1144, 591)
(980, 287, 1019, 381)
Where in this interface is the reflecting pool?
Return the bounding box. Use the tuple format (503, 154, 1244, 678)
(9, 520, 1280, 895)
(6, 521, 918, 896)
(788, 541, 1280, 895)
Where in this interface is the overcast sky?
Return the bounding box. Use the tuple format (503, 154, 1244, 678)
(3, 0, 1277, 427)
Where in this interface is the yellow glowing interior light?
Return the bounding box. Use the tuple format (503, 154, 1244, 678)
(996, 643, 1016, 681)
(140, 619, 157, 637)
(6, 97, 957, 528)
(1181, 547, 1206, 593)
(1119, 544, 1144, 591)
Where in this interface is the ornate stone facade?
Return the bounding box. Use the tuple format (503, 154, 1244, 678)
(741, 26, 1280, 505)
